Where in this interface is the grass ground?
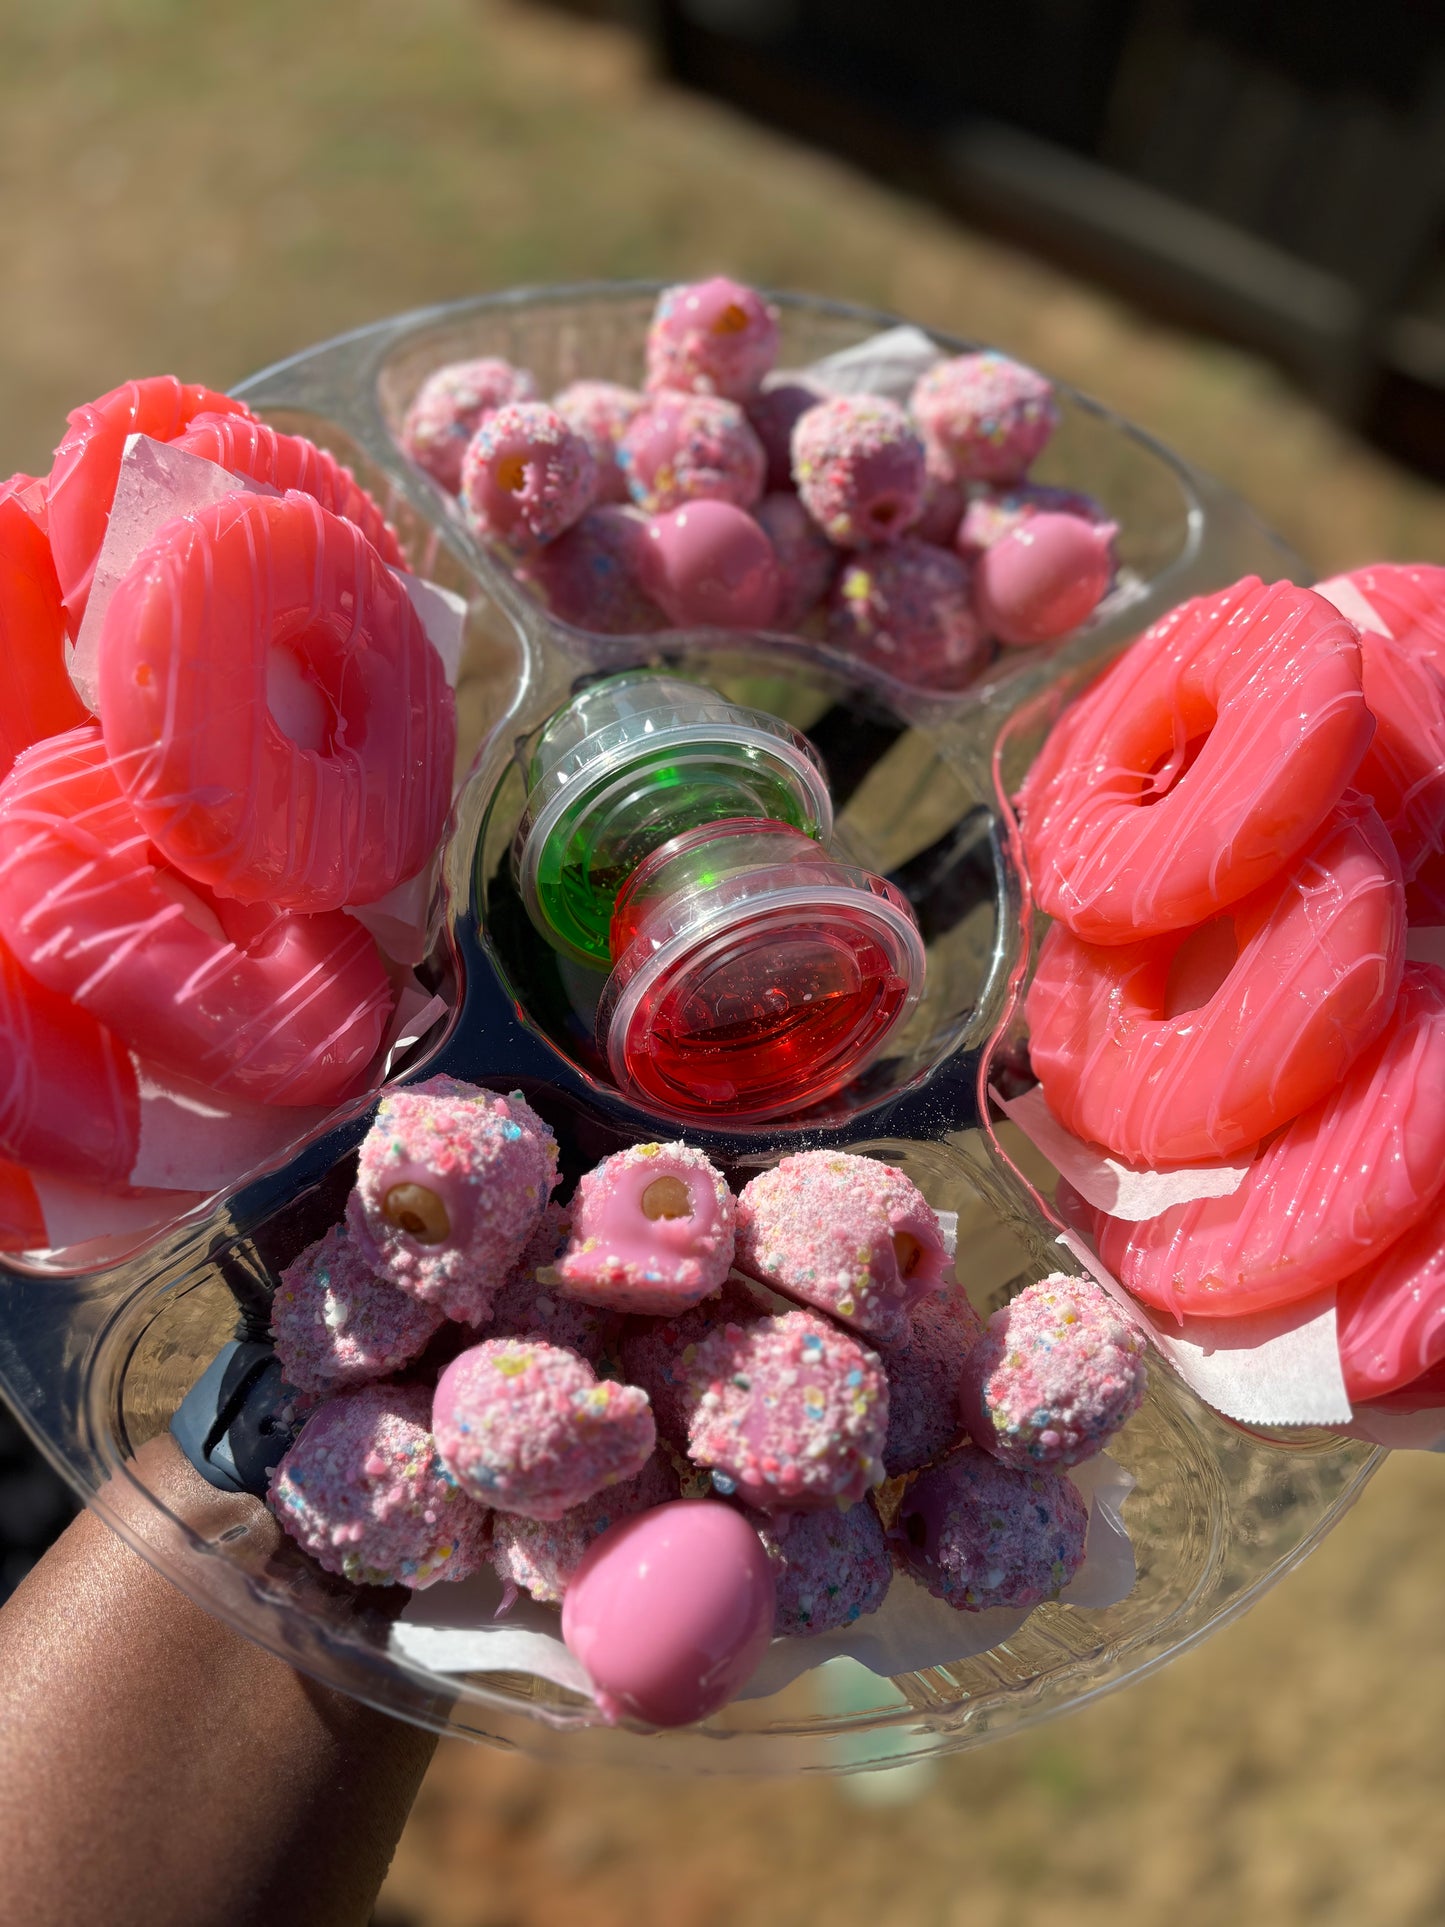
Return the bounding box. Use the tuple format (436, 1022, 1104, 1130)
(1, 4, 1443, 1922)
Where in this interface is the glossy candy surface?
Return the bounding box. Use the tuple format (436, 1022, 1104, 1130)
(972, 511, 1117, 646)
(551, 1141, 735, 1315)
(0, 494, 86, 782)
(641, 499, 781, 629)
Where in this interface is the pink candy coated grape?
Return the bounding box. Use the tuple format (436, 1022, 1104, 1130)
(641, 500, 780, 630)
(973, 511, 1117, 646)
(645, 277, 780, 401)
(561, 1500, 776, 1727)
(459, 403, 596, 555)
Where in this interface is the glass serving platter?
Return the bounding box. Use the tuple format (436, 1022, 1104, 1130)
(0, 284, 1380, 1775)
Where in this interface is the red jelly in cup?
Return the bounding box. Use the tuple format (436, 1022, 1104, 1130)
(598, 818, 926, 1122)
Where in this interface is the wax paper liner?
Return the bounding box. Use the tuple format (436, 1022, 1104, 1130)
(388, 1453, 1135, 1712)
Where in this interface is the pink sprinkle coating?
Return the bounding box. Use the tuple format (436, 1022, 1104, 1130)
(517, 505, 664, 635)
(617, 392, 765, 515)
(401, 357, 538, 494)
(756, 1499, 893, 1636)
(877, 1283, 983, 1476)
(645, 277, 780, 401)
(268, 1382, 490, 1590)
(889, 1444, 1088, 1612)
(791, 394, 925, 548)
(490, 1450, 680, 1604)
(959, 1274, 1148, 1470)
(827, 537, 989, 690)
(746, 379, 824, 492)
(686, 1306, 888, 1513)
(270, 1223, 444, 1398)
(552, 380, 646, 505)
(910, 352, 1059, 486)
(432, 1338, 656, 1521)
(347, 1076, 558, 1326)
(615, 1277, 762, 1444)
(482, 1203, 615, 1365)
(755, 491, 837, 629)
(551, 1141, 736, 1315)
(734, 1150, 949, 1346)
(459, 402, 596, 555)
(955, 482, 1110, 560)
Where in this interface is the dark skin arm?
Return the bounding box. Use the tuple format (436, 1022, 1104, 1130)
(0, 1436, 436, 1927)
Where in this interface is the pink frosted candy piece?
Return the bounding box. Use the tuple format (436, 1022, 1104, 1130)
(956, 481, 1109, 560)
(459, 402, 596, 555)
(890, 1444, 1088, 1611)
(1316, 562, 1445, 668)
(551, 1141, 736, 1315)
(640, 500, 780, 630)
(734, 1149, 950, 1345)
(617, 392, 765, 515)
(402, 357, 538, 494)
(645, 277, 780, 401)
(756, 1499, 892, 1637)
(754, 491, 837, 629)
(490, 1449, 680, 1604)
(561, 1499, 776, 1726)
(552, 380, 646, 505)
(267, 1382, 490, 1590)
(517, 505, 664, 636)
(482, 1201, 614, 1364)
(910, 352, 1059, 486)
(791, 394, 925, 548)
(913, 452, 968, 547)
(876, 1284, 983, 1476)
(432, 1337, 655, 1520)
(686, 1306, 888, 1512)
(973, 512, 1118, 646)
(746, 379, 824, 492)
(347, 1076, 559, 1325)
(615, 1277, 762, 1444)
(827, 538, 989, 691)
(960, 1273, 1147, 1470)
(270, 1222, 444, 1397)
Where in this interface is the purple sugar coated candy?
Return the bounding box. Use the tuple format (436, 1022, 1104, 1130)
(268, 1382, 490, 1590)
(433, 1338, 656, 1521)
(754, 491, 837, 629)
(482, 1202, 615, 1365)
(960, 1273, 1148, 1469)
(827, 537, 990, 691)
(551, 1141, 736, 1315)
(746, 379, 824, 492)
(401, 357, 538, 494)
(910, 352, 1059, 487)
(490, 1449, 680, 1604)
(347, 1076, 559, 1327)
(615, 1277, 762, 1445)
(877, 1283, 983, 1476)
(756, 1499, 893, 1637)
(517, 505, 664, 636)
(791, 393, 926, 548)
(617, 392, 765, 515)
(641, 499, 780, 630)
(685, 1306, 888, 1513)
(645, 277, 780, 401)
(459, 401, 596, 555)
(955, 482, 1110, 560)
(889, 1444, 1088, 1612)
(552, 380, 646, 505)
(734, 1150, 949, 1346)
(269, 1222, 444, 1398)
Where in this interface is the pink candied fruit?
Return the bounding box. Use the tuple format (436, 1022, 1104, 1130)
(617, 392, 765, 515)
(827, 537, 989, 691)
(746, 379, 825, 492)
(640, 500, 781, 630)
(645, 277, 780, 401)
(877, 1284, 983, 1476)
(910, 351, 1059, 486)
(756, 1500, 893, 1637)
(955, 481, 1110, 560)
(973, 511, 1118, 646)
(481, 1202, 615, 1366)
(552, 380, 646, 505)
(459, 402, 596, 555)
(551, 1141, 736, 1316)
(754, 491, 837, 629)
(270, 1223, 444, 1398)
(791, 394, 925, 548)
(517, 505, 664, 636)
(402, 357, 538, 494)
(889, 1444, 1088, 1612)
(615, 1276, 762, 1444)
(489, 1450, 680, 1604)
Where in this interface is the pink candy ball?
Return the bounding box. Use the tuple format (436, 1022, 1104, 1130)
(561, 1499, 776, 1726)
(517, 505, 664, 636)
(890, 1445, 1088, 1612)
(791, 394, 925, 548)
(972, 511, 1118, 646)
(552, 380, 646, 505)
(402, 357, 538, 494)
(490, 1450, 680, 1605)
(877, 1284, 982, 1477)
(618, 392, 766, 515)
(754, 491, 837, 629)
(911, 352, 1059, 486)
(552, 1141, 736, 1315)
(459, 402, 596, 555)
(827, 537, 989, 691)
(645, 277, 780, 401)
(641, 500, 781, 630)
(757, 1500, 893, 1638)
(955, 481, 1108, 559)
(746, 379, 824, 492)
(270, 1223, 443, 1398)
